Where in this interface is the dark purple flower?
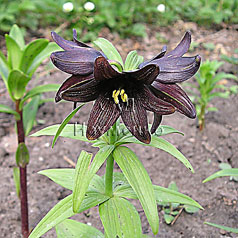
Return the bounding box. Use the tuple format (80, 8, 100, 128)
(50, 30, 200, 144)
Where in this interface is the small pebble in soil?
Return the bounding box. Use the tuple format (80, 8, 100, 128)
(39, 156, 44, 161)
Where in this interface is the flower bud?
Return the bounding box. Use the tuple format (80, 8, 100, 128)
(157, 4, 165, 13)
(63, 2, 74, 12)
(84, 1, 95, 11)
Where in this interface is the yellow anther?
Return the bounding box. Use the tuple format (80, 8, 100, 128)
(112, 88, 128, 104)
(120, 89, 125, 95)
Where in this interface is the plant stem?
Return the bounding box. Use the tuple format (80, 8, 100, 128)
(199, 104, 205, 131)
(104, 123, 117, 197)
(16, 100, 29, 238)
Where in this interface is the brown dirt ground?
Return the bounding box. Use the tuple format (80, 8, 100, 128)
(0, 22, 238, 237)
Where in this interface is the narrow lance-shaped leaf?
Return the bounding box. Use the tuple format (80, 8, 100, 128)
(52, 104, 85, 148)
(204, 222, 238, 234)
(124, 50, 144, 71)
(203, 169, 238, 183)
(15, 143, 29, 167)
(23, 95, 40, 136)
(93, 38, 123, 66)
(29, 192, 109, 238)
(5, 34, 22, 69)
(118, 136, 194, 172)
(13, 167, 20, 198)
(8, 69, 31, 100)
(99, 196, 142, 238)
(20, 39, 49, 74)
(31, 124, 92, 143)
(55, 219, 104, 238)
(20, 84, 60, 109)
(0, 104, 20, 120)
(9, 24, 25, 49)
(73, 151, 92, 213)
(113, 146, 159, 235)
(0, 50, 9, 85)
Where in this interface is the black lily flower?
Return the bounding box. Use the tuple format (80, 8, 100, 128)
(51, 30, 200, 144)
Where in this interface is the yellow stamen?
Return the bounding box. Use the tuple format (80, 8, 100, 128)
(112, 88, 128, 104)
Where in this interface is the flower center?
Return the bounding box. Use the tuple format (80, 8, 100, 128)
(112, 88, 128, 104)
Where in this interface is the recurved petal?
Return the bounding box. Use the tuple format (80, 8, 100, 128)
(151, 81, 196, 118)
(121, 98, 151, 144)
(167, 31, 191, 58)
(125, 64, 159, 85)
(86, 96, 120, 140)
(94, 56, 121, 81)
(55, 74, 94, 102)
(153, 55, 201, 83)
(60, 78, 100, 103)
(139, 86, 175, 115)
(72, 29, 91, 48)
(51, 49, 102, 75)
(139, 45, 167, 68)
(151, 113, 162, 134)
(52, 31, 85, 50)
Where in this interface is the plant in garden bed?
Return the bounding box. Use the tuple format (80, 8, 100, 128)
(203, 167, 238, 234)
(0, 24, 61, 237)
(187, 60, 237, 131)
(29, 30, 202, 237)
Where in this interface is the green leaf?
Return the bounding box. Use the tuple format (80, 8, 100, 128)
(23, 95, 40, 136)
(154, 185, 203, 209)
(203, 169, 238, 183)
(20, 39, 49, 74)
(219, 163, 232, 170)
(15, 142, 29, 167)
(164, 214, 174, 224)
(20, 84, 60, 109)
(124, 50, 144, 71)
(204, 222, 238, 233)
(29, 192, 109, 238)
(117, 136, 194, 173)
(93, 38, 123, 66)
(184, 205, 200, 214)
(31, 124, 92, 143)
(5, 34, 22, 69)
(55, 219, 104, 238)
(73, 151, 93, 213)
(8, 69, 30, 99)
(99, 196, 142, 238)
(113, 146, 159, 235)
(39, 169, 75, 190)
(52, 104, 85, 148)
(0, 50, 9, 85)
(9, 24, 25, 49)
(27, 42, 61, 76)
(0, 104, 20, 120)
(13, 167, 20, 198)
(168, 181, 178, 192)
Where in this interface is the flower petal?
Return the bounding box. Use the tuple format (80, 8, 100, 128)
(94, 56, 121, 81)
(52, 31, 86, 50)
(153, 55, 201, 83)
(151, 114, 162, 134)
(60, 78, 100, 103)
(86, 96, 120, 140)
(121, 98, 151, 144)
(72, 29, 91, 48)
(139, 86, 175, 115)
(151, 81, 196, 118)
(55, 74, 94, 102)
(51, 49, 102, 75)
(125, 64, 159, 85)
(167, 31, 191, 58)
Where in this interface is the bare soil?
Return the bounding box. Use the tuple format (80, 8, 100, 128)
(0, 22, 238, 237)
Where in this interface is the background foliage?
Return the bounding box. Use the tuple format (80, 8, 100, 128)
(1, 0, 238, 41)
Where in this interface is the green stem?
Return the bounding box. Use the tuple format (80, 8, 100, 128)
(104, 122, 117, 197)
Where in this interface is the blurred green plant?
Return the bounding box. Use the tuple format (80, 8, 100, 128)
(159, 181, 199, 225)
(187, 60, 237, 131)
(1, 0, 238, 40)
(0, 24, 60, 238)
(203, 166, 238, 233)
(221, 49, 238, 74)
